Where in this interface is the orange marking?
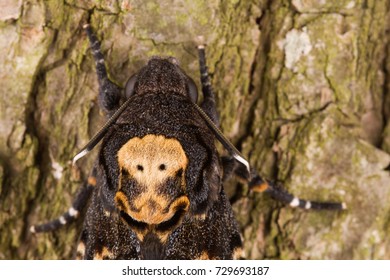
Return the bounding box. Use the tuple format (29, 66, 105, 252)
(116, 134, 191, 243)
(93, 247, 114, 260)
(117, 135, 188, 189)
(116, 134, 190, 224)
(233, 247, 243, 260)
(252, 182, 269, 193)
(196, 251, 211, 260)
(115, 191, 189, 225)
(76, 242, 85, 260)
(88, 176, 97, 186)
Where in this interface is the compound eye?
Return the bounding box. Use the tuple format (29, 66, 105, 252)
(125, 74, 137, 99)
(186, 77, 198, 103)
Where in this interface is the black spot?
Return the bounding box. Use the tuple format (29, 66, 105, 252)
(175, 168, 183, 177)
(137, 164, 144, 171)
(159, 164, 166, 171)
(121, 168, 130, 177)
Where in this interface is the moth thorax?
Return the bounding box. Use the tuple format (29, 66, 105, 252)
(115, 134, 190, 241)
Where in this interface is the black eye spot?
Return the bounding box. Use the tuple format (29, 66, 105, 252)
(136, 165, 144, 171)
(121, 169, 130, 177)
(159, 164, 166, 171)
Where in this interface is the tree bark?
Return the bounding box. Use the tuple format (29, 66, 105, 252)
(0, 0, 389, 260)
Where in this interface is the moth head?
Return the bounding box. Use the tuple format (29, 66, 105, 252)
(72, 58, 203, 166)
(114, 134, 190, 249)
(124, 57, 198, 103)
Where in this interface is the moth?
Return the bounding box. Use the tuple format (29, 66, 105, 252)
(31, 25, 346, 260)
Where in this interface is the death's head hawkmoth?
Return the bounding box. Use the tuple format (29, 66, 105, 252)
(31, 25, 345, 260)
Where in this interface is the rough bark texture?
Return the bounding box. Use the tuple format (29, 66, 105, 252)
(0, 0, 389, 260)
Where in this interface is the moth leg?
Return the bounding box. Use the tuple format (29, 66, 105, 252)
(249, 174, 347, 210)
(30, 173, 96, 233)
(84, 24, 121, 115)
(197, 43, 220, 127)
(222, 156, 346, 210)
